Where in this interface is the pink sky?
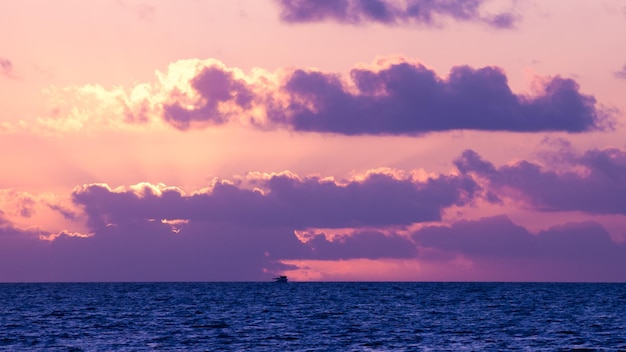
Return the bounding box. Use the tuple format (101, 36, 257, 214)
(0, 0, 625, 282)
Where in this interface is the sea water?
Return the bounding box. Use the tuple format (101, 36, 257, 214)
(0, 282, 624, 351)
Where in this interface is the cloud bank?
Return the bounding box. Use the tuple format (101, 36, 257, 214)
(1, 149, 625, 282)
(0, 169, 474, 281)
(72, 171, 478, 231)
(413, 215, 626, 282)
(2, 209, 624, 281)
(276, 0, 517, 28)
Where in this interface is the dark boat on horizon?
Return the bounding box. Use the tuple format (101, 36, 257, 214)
(273, 275, 288, 283)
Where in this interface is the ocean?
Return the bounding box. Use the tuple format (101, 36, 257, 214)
(0, 282, 624, 351)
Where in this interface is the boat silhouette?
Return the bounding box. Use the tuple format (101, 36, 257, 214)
(273, 275, 288, 283)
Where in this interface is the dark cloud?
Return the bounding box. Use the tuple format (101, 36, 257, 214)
(157, 60, 609, 135)
(269, 63, 607, 135)
(73, 172, 478, 231)
(0, 221, 417, 282)
(2, 170, 625, 281)
(277, 0, 351, 23)
(0, 218, 50, 282)
(2, 170, 473, 281)
(455, 147, 626, 215)
(0, 220, 304, 282)
(5, 172, 468, 281)
(413, 216, 626, 281)
(276, 0, 517, 29)
(615, 64, 626, 79)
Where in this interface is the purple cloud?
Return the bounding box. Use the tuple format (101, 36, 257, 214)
(276, 0, 517, 29)
(0, 220, 303, 282)
(413, 216, 626, 281)
(161, 61, 608, 134)
(615, 64, 626, 79)
(3, 170, 471, 281)
(73, 172, 478, 231)
(17, 172, 470, 281)
(2, 172, 625, 281)
(0, 217, 50, 282)
(455, 147, 626, 215)
(268, 63, 607, 134)
(0, 219, 418, 282)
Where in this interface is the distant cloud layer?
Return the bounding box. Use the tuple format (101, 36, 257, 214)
(413, 215, 626, 282)
(38, 58, 610, 136)
(0, 170, 475, 281)
(276, 0, 517, 28)
(1, 146, 626, 281)
(2, 209, 624, 282)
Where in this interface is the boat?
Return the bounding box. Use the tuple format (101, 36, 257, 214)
(273, 275, 288, 283)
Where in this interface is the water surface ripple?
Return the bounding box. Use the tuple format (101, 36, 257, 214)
(0, 282, 624, 351)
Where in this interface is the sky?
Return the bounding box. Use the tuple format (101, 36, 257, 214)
(1, 0, 625, 282)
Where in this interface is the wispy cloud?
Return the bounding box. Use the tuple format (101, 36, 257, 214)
(117, 0, 156, 22)
(276, 0, 518, 29)
(615, 64, 626, 79)
(0, 57, 14, 78)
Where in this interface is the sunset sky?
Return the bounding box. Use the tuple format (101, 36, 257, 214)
(1, 0, 625, 282)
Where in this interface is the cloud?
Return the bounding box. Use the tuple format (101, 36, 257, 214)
(117, 0, 156, 22)
(276, 0, 517, 29)
(2, 168, 475, 281)
(72, 171, 478, 231)
(455, 147, 626, 215)
(0, 189, 37, 218)
(134, 3, 156, 22)
(269, 62, 608, 134)
(615, 64, 626, 79)
(413, 215, 626, 281)
(0, 57, 13, 78)
(0, 216, 52, 282)
(2, 168, 625, 281)
(29, 58, 262, 134)
(41, 57, 609, 136)
(162, 66, 255, 129)
(0, 219, 417, 282)
(59, 171, 474, 280)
